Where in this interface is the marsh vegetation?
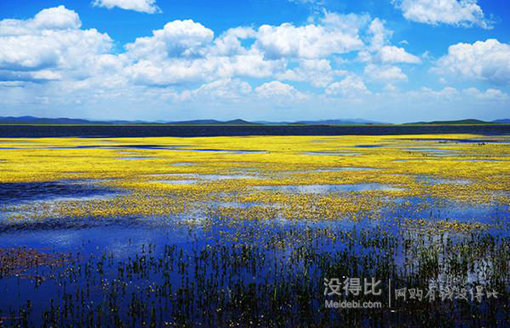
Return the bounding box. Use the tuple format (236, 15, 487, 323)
(0, 135, 508, 327)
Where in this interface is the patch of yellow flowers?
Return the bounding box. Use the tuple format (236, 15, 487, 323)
(0, 134, 508, 224)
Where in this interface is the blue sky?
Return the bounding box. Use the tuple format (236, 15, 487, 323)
(0, 0, 508, 122)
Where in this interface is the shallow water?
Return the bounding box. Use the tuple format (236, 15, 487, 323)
(286, 167, 377, 173)
(405, 147, 451, 152)
(417, 176, 471, 185)
(186, 148, 266, 154)
(354, 145, 382, 148)
(0, 136, 508, 327)
(303, 151, 361, 156)
(117, 156, 160, 160)
(153, 179, 199, 185)
(152, 173, 261, 181)
(0, 209, 506, 327)
(0, 180, 115, 205)
(255, 183, 404, 193)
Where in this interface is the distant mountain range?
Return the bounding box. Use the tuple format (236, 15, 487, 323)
(0, 116, 134, 125)
(255, 119, 384, 125)
(0, 116, 508, 126)
(406, 119, 501, 125)
(0, 116, 385, 125)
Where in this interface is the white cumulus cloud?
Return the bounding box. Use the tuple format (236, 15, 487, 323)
(325, 75, 370, 98)
(255, 81, 305, 100)
(392, 0, 491, 28)
(121, 19, 293, 86)
(32, 6, 82, 30)
(0, 6, 113, 81)
(278, 59, 344, 88)
(435, 39, 510, 85)
(377, 46, 421, 64)
(463, 87, 509, 101)
(364, 64, 407, 82)
(125, 20, 214, 60)
(367, 18, 392, 51)
(255, 12, 366, 59)
(0, 5, 82, 36)
(93, 0, 161, 14)
(180, 78, 252, 101)
(2, 6, 505, 121)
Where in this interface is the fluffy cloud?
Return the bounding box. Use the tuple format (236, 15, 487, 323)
(125, 20, 214, 60)
(1, 6, 506, 121)
(255, 13, 366, 59)
(325, 75, 370, 98)
(435, 39, 510, 85)
(255, 81, 305, 100)
(367, 18, 392, 51)
(407, 86, 459, 100)
(464, 87, 509, 101)
(278, 59, 344, 88)
(179, 79, 252, 102)
(32, 6, 82, 30)
(122, 20, 291, 86)
(364, 64, 407, 82)
(120, 12, 382, 86)
(125, 55, 283, 87)
(93, 0, 160, 14)
(211, 27, 257, 56)
(377, 46, 421, 64)
(0, 6, 81, 35)
(358, 20, 419, 65)
(392, 0, 491, 28)
(124, 52, 284, 86)
(0, 8, 408, 90)
(0, 6, 113, 81)
(405, 86, 508, 102)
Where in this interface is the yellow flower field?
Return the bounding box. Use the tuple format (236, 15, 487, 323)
(0, 134, 508, 225)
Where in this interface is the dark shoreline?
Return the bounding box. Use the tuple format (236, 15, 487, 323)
(0, 124, 509, 138)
